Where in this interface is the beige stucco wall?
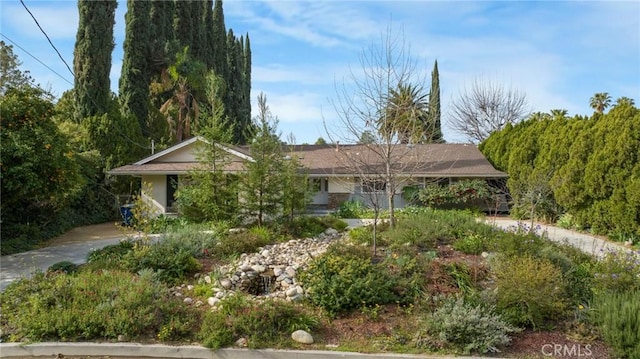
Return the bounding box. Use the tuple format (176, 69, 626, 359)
(141, 175, 167, 209)
(156, 145, 197, 163)
(328, 177, 355, 193)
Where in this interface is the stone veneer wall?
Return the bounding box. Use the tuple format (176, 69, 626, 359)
(328, 193, 350, 210)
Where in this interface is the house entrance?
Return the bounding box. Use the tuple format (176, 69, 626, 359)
(166, 175, 178, 211)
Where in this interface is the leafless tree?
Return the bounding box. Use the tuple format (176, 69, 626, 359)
(449, 78, 529, 143)
(325, 26, 437, 255)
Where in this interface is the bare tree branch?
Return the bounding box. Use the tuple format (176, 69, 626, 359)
(449, 78, 529, 143)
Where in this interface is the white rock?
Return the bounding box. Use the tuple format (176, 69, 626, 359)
(285, 287, 298, 297)
(261, 249, 270, 258)
(285, 266, 296, 278)
(291, 330, 314, 344)
(251, 265, 266, 273)
(325, 228, 338, 236)
(220, 278, 232, 289)
(186, 285, 194, 291)
(204, 275, 212, 284)
(207, 297, 220, 306)
(183, 297, 194, 305)
(215, 291, 225, 299)
(235, 337, 248, 347)
(481, 251, 490, 258)
(240, 264, 252, 272)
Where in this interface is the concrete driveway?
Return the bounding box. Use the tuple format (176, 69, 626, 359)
(0, 222, 132, 291)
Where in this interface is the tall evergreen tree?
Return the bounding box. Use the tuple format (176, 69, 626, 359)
(226, 30, 244, 143)
(73, 0, 117, 122)
(240, 34, 253, 144)
(173, 0, 194, 52)
(241, 93, 284, 226)
(119, 0, 152, 136)
(212, 0, 228, 81)
(201, 0, 215, 69)
(429, 60, 443, 142)
(149, 0, 175, 75)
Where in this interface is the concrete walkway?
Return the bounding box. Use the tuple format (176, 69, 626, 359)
(485, 217, 636, 258)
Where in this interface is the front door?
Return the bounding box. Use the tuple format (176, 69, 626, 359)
(166, 175, 178, 210)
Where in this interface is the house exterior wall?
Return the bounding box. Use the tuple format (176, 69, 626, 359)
(141, 175, 167, 210)
(156, 145, 197, 163)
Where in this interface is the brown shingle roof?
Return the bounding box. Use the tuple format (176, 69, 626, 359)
(108, 138, 506, 178)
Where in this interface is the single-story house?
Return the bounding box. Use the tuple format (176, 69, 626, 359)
(108, 136, 508, 215)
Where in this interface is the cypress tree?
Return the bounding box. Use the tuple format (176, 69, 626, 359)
(150, 0, 175, 75)
(212, 0, 228, 81)
(241, 34, 253, 143)
(73, 0, 117, 121)
(174, 0, 194, 53)
(119, 0, 152, 136)
(202, 0, 215, 69)
(226, 30, 243, 143)
(429, 60, 443, 142)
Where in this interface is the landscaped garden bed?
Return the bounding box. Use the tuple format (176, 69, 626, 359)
(1, 209, 638, 358)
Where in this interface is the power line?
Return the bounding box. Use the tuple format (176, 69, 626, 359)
(13, 0, 153, 151)
(0, 33, 74, 87)
(19, 0, 75, 78)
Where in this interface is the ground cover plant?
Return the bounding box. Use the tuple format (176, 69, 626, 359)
(1, 209, 637, 358)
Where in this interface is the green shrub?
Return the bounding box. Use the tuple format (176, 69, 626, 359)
(591, 249, 640, 295)
(199, 294, 320, 349)
(277, 216, 325, 238)
(349, 226, 373, 245)
(86, 240, 134, 269)
(491, 254, 567, 329)
(421, 297, 519, 354)
(159, 228, 220, 258)
(318, 216, 349, 231)
(385, 213, 437, 251)
(538, 244, 595, 306)
(47, 261, 79, 274)
(453, 233, 488, 255)
(0, 269, 197, 341)
(126, 245, 201, 285)
(590, 290, 640, 359)
(336, 200, 368, 218)
(213, 230, 274, 259)
(299, 244, 401, 317)
(489, 229, 546, 258)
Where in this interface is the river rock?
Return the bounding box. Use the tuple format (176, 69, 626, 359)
(291, 330, 314, 344)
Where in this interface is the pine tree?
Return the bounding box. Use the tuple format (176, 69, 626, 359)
(177, 72, 237, 222)
(429, 60, 443, 142)
(73, 0, 117, 121)
(241, 93, 284, 226)
(119, 0, 152, 136)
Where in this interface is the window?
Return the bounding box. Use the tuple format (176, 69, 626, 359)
(362, 180, 386, 193)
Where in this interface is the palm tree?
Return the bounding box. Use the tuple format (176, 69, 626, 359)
(589, 92, 612, 114)
(159, 77, 200, 143)
(615, 96, 635, 107)
(379, 83, 430, 143)
(550, 109, 568, 119)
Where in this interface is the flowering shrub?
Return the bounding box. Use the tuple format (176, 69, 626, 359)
(592, 249, 640, 294)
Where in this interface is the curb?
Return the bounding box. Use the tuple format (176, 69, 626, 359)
(0, 343, 494, 359)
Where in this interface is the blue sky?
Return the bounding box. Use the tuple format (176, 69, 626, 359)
(1, 0, 638, 144)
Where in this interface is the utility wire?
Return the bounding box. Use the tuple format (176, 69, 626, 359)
(15, 0, 153, 151)
(19, 0, 75, 78)
(0, 33, 74, 87)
